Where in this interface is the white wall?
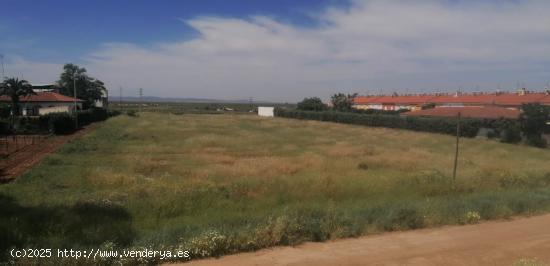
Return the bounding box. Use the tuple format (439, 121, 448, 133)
(20, 102, 83, 116)
(258, 106, 274, 117)
(39, 106, 71, 115)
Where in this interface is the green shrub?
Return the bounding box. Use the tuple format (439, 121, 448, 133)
(520, 104, 550, 148)
(500, 123, 522, 144)
(75, 107, 109, 127)
(465, 211, 481, 224)
(127, 110, 138, 117)
(45, 113, 76, 134)
(297, 97, 328, 111)
(526, 135, 547, 148)
(107, 109, 121, 117)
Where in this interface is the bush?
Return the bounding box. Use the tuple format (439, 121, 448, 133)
(465, 211, 481, 224)
(526, 135, 547, 148)
(0, 121, 10, 135)
(520, 104, 550, 148)
(500, 124, 522, 144)
(297, 97, 327, 111)
(76, 107, 109, 127)
(274, 108, 481, 137)
(126, 110, 138, 117)
(46, 113, 76, 134)
(107, 109, 121, 117)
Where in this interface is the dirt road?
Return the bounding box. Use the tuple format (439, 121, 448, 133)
(187, 214, 550, 266)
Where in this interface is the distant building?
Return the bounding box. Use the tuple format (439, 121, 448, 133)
(0, 84, 83, 116)
(353, 90, 550, 111)
(258, 106, 274, 117)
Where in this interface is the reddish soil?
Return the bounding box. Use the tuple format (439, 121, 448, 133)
(0, 123, 100, 182)
(185, 214, 550, 266)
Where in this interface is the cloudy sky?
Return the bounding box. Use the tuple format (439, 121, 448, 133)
(1, 0, 549, 102)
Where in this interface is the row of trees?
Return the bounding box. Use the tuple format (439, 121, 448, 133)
(0, 63, 106, 117)
(297, 93, 356, 112)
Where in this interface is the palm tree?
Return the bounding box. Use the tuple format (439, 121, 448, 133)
(0, 77, 35, 116)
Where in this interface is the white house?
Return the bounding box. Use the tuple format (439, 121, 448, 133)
(0, 89, 83, 116)
(258, 106, 274, 117)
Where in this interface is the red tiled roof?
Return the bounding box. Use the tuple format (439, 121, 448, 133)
(354, 95, 435, 105)
(353, 92, 550, 107)
(0, 91, 83, 102)
(429, 94, 497, 105)
(353, 96, 381, 104)
(402, 106, 521, 120)
(492, 93, 547, 106)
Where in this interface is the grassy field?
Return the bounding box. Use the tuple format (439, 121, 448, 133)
(110, 101, 294, 114)
(2, 112, 550, 263)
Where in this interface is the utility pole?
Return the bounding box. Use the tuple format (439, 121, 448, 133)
(0, 54, 5, 80)
(119, 86, 123, 110)
(138, 88, 143, 113)
(73, 72, 79, 129)
(452, 112, 461, 187)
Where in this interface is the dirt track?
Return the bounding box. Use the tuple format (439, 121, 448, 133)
(186, 214, 550, 266)
(0, 123, 100, 182)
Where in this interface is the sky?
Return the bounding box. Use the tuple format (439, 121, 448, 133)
(1, 0, 549, 102)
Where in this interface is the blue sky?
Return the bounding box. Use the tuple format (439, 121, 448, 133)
(1, 0, 549, 101)
(0, 0, 341, 62)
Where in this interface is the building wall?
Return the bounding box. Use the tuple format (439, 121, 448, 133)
(258, 106, 274, 117)
(21, 102, 82, 116)
(39, 106, 71, 115)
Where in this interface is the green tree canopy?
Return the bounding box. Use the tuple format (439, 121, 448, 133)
(57, 63, 106, 109)
(520, 103, 549, 147)
(297, 97, 327, 111)
(330, 93, 357, 111)
(0, 77, 35, 116)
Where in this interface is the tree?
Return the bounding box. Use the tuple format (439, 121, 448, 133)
(57, 63, 106, 109)
(297, 97, 327, 111)
(330, 93, 357, 111)
(0, 77, 35, 116)
(520, 103, 549, 148)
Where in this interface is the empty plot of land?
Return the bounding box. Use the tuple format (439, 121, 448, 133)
(188, 214, 550, 266)
(2, 113, 550, 264)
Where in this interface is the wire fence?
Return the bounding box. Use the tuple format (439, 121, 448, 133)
(0, 135, 49, 157)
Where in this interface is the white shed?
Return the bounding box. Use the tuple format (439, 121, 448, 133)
(258, 106, 274, 117)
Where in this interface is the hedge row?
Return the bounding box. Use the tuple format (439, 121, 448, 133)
(274, 108, 482, 137)
(1, 108, 120, 135)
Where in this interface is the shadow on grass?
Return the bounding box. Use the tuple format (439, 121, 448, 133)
(0, 194, 135, 262)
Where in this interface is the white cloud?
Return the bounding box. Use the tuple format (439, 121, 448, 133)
(2, 56, 61, 84)
(8, 0, 550, 101)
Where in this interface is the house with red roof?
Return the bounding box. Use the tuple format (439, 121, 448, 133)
(353, 94, 436, 111)
(0, 84, 83, 116)
(353, 89, 550, 112)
